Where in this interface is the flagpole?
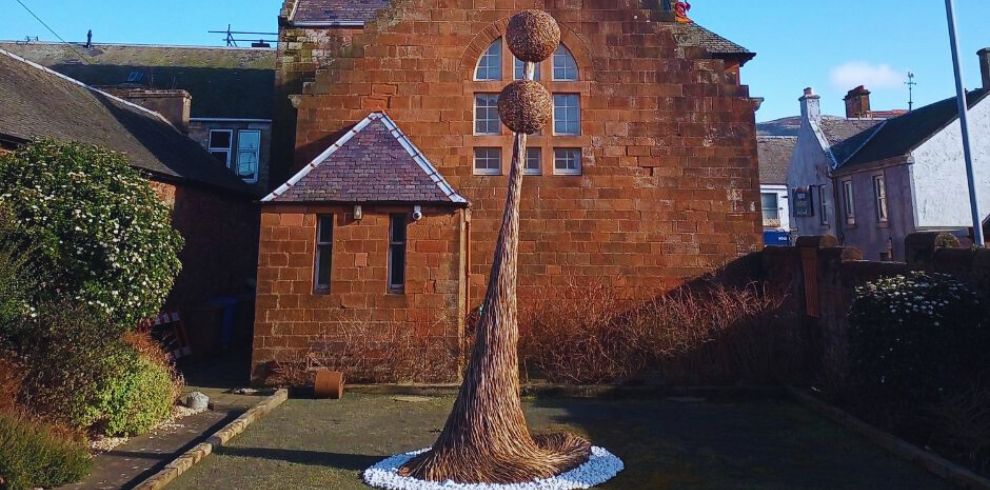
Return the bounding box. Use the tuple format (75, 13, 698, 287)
(944, 0, 985, 247)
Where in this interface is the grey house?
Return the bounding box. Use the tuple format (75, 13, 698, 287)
(788, 50, 990, 260)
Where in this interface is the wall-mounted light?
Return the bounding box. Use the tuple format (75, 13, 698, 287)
(354, 204, 363, 221)
(412, 205, 423, 221)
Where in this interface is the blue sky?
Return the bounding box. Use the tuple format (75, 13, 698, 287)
(4, 0, 990, 122)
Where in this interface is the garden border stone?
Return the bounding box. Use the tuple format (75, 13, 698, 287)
(789, 387, 990, 490)
(131, 389, 288, 490)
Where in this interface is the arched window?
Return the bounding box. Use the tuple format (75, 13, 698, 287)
(471, 39, 585, 176)
(552, 46, 578, 81)
(475, 39, 502, 81)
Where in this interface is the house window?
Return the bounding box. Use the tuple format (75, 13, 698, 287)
(524, 148, 542, 175)
(475, 39, 502, 81)
(514, 57, 540, 81)
(314, 215, 333, 292)
(873, 175, 889, 223)
(388, 214, 407, 294)
(553, 148, 582, 175)
(553, 94, 580, 135)
(552, 46, 579, 81)
(761, 193, 780, 227)
(818, 185, 830, 225)
(474, 148, 502, 176)
(236, 129, 261, 183)
(474, 94, 501, 135)
(842, 179, 856, 225)
(208, 130, 233, 166)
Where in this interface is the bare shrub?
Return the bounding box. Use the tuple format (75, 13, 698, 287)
(926, 379, 990, 472)
(519, 279, 801, 385)
(267, 321, 461, 387)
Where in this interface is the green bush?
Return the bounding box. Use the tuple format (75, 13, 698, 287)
(17, 305, 178, 436)
(0, 413, 91, 490)
(81, 350, 177, 437)
(0, 139, 183, 330)
(0, 210, 36, 344)
(849, 272, 989, 402)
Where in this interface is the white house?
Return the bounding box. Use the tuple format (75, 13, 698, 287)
(757, 133, 795, 245)
(788, 49, 990, 260)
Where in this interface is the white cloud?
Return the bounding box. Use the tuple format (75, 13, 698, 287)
(829, 61, 906, 90)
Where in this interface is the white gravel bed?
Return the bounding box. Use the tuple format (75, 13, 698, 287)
(363, 446, 623, 490)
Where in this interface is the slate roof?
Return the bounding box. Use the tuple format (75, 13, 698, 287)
(757, 116, 802, 137)
(819, 117, 884, 165)
(264, 113, 466, 205)
(291, 0, 391, 24)
(839, 89, 990, 170)
(757, 136, 796, 185)
(0, 50, 254, 195)
(672, 23, 754, 60)
(0, 42, 275, 120)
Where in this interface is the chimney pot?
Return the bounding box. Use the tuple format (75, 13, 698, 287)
(800, 87, 821, 121)
(979, 48, 990, 90)
(844, 85, 872, 118)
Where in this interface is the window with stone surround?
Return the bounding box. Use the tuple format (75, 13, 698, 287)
(553, 94, 580, 135)
(474, 94, 500, 135)
(314, 214, 333, 293)
(552, 46, 578, 81)
(524, 148, 542, 175)
(388, 214, 407, 294)
(554, 148, 582, 176)
(475, 39, 502, 81)
(471, 37, 587, 177)
(474, 147, 502, 176)
(873, 175, 888, 224)
(842, 179, 856, 225)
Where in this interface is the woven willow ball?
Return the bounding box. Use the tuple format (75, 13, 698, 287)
(498, 80, 552, 135)
(505, 10, 561, 63)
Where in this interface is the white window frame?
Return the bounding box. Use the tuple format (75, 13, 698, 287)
(552, 45, 579, 81)
(761, 192, 780, 223)
(208, 129, 233, 166)
(818, 185, 830, 225)
(314, 214, 333, 293)
(474, 94, 501, 135)
(842, 179, 856, 225)
(235, 129, 262, 184)
(524, 147, 542, 176)
(553, 148, 582, 176)
(514, 57, 540, 81)
(474, 39, 502, 81)
(873, 175, 889, 223)
(553, 94, 581, 136)
(474, 147, 502, 176)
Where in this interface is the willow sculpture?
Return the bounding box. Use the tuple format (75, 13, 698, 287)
(397, 10, 593, 484)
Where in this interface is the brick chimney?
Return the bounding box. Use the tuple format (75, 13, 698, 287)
(800, 87, 821, 121)
(99, 87, 192, 133)
(979, 48, 990, 90)
(844, 85, 872, 118)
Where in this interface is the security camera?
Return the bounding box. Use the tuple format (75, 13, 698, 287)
(412, 205, 423, 221)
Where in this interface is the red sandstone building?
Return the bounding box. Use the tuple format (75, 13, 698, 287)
(254, 0, 762, 381)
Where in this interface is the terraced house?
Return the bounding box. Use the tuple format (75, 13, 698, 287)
(254, 0, 762, 381)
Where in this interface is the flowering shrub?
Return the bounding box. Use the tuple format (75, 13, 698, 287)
(849, 272, 988, 402)
(0, 139, 183, 329)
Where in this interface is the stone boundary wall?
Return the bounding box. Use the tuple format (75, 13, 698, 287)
(759, 233, 990, 388)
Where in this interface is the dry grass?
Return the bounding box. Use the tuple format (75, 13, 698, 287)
(518, 279, 803, 385)
(267, 322, 460, 386)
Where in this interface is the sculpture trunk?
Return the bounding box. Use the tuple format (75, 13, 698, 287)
(399, 128, 590, 484)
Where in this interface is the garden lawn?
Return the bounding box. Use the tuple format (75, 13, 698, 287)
(170, 394, 954, 490)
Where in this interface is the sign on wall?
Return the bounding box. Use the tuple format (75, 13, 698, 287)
(793, 188, 814, 217)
